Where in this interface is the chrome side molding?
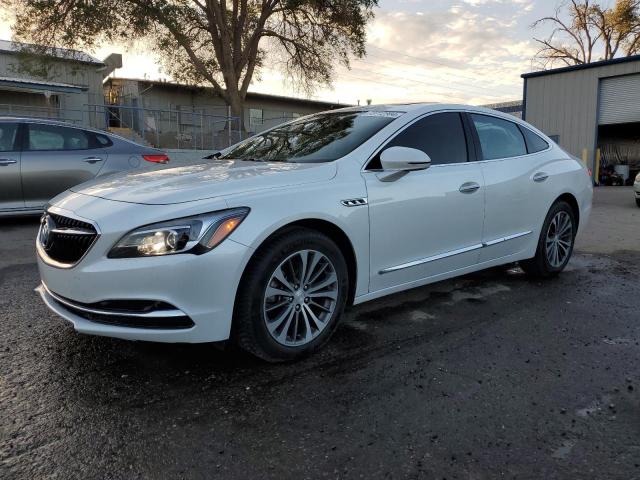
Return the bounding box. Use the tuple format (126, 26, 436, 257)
(482, 230, 532, 247)
(379, 231, 532, 274)
(38, 283, 186, 318)
(380, 243, 484, 274)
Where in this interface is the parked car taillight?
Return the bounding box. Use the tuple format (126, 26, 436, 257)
(143, 154, 170, 164)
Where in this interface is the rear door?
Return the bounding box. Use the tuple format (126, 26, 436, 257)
(468, 113, 551, 262)
(21, 123, 108, 209)
(0, 122, 24, 211)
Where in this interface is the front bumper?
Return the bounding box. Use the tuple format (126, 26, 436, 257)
(37, 237, 252, 343)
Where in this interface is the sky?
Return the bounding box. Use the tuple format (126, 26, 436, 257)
(0, 1, 596, 105)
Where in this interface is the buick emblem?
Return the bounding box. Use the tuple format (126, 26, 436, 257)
(40, 214, 55, 250)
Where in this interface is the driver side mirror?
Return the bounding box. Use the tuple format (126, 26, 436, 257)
(380, 146, 431, 172)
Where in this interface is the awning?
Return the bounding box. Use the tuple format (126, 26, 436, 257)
(0, 76, 87, 94)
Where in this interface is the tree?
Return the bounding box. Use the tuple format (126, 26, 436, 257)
(3, 0, 378, 126)
(533, 0, 640, 67)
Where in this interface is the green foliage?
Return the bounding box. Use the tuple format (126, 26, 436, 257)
(2, 0, 378, 117)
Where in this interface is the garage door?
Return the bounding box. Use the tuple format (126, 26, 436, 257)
(599, 74, 640, 125)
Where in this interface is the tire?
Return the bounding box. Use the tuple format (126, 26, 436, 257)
(521, 201, 576, 278)
(233, 227, 349, 362)
(636, 198, 640, 208)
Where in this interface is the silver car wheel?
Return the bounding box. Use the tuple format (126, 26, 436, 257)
(263, 249, 338, 347)
(545, 211, 573, 268)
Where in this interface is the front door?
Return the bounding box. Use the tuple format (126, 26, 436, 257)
(0, 122, 24, 211)
(364, 112, 485, 293)
(21, 123, 106, 209)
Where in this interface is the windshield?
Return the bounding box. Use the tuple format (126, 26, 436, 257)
(221, 110, 403, 163)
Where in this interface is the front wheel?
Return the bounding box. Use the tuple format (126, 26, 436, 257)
(521, 201, 576, 277)
(233, 227, 349, 362)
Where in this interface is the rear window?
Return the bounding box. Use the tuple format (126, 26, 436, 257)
(520, 127, 549, 154)
(93, 133, 113, 148)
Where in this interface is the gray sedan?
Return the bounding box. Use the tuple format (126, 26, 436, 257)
(0, 117, 169, 216)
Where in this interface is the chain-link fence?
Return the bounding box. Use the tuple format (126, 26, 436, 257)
(88, 104, 243, 150)
(0, 102, 245, 150)
(0, 103, 85, 125)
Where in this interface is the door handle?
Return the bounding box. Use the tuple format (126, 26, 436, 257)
(533, 172, 549, 182)
(0, 159, 17, 166)
(83, 157, 104, 164)
(459, 182, 480, 194)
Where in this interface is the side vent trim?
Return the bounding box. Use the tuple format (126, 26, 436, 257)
(341, 198, 368, 207)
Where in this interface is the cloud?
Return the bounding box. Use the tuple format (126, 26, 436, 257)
(0, 2, 539, 106)
(317, 2, 537, 105)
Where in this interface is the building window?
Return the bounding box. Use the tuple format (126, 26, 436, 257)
(249, 108, 263, 127)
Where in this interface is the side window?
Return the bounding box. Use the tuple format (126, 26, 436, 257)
(93, 133, 113, 148)
(27, 124, 90, 151)
(0, 123, 19, 152)
(382, 112, 468, 165)
(471, 114, 527, 160)
(520, 127, 549, 154)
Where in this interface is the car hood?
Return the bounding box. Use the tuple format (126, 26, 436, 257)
(70, 160, 337, 205)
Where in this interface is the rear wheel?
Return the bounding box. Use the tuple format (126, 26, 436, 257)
(521, 201, 576, 277)
(233, 227, 348, 362)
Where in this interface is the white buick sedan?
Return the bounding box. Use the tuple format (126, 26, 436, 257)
(36, 104, 593, 361)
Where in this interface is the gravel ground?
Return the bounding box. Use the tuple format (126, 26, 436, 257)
(1, 187, 639, 480)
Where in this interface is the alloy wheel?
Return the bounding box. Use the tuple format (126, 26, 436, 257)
(545, 211, 573, 268)
(263, 249, 338, 347)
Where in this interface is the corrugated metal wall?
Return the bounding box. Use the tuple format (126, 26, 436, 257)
(599, 74, 640, 125)
(524, 60, 640, 166)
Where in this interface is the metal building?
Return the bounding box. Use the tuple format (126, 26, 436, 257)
(522, 55, 640, 184)
(0, 40, 121, 127)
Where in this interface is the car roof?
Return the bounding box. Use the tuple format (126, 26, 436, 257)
(0, 116, 96, 128)
(330, 103, 517, 117)
(0, 116, 129, 138)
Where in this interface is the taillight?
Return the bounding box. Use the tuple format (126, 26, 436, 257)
(587, 168, 593, 177)
(143, 154, 170, 164)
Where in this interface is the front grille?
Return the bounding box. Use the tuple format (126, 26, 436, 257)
(39, 212, 98, 265)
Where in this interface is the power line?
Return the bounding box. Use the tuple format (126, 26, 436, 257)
(335, 71, 510, 102)
(344, 65, 519, 98)
(360, 51, 518, 93)
(360, 47, 522, 95)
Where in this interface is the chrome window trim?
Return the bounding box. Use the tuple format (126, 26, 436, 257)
(36, 206, 101, 270)
(362, 109, 470, 172)
(468, 112, 553, 162)
(39, 283, 187, 319)
(362, 109, 554, 172)
(379, 230, 532, 275)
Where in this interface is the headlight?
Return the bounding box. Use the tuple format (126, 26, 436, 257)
(108, 208, 249, 258)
